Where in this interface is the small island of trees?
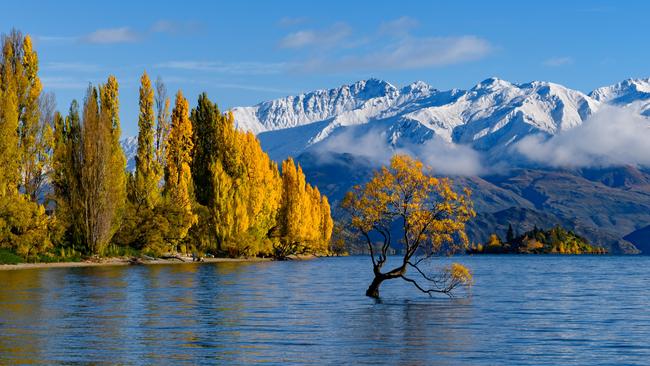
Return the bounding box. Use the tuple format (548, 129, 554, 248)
(468, 225, 608, 255)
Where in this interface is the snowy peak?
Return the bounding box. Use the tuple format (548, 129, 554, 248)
(590, 78, 650, 104)
(226, 76, 650, 163)
(471, 77, 514, 92)
(231, 78, 398, 134)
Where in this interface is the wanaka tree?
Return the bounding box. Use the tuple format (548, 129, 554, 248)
(342, 154, 475, 298)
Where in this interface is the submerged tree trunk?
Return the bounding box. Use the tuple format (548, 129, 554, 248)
(366, 275, 385, 298)
(366, 265, 405, 298)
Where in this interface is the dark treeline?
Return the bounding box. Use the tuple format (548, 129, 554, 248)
(0, 29, 333, 262)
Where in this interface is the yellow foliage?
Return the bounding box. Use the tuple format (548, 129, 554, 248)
(164, 90, 197, 240)
(445, 263, 473, 287)
(487, 233, 502, 247)
(342, 154, 475, 257)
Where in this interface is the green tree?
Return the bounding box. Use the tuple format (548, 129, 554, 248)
(190, 92, 220, 207)
(506, 223, 514, 243)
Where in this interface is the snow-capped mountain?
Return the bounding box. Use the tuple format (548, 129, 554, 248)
(123, 76, 650, 169)
(121, 136, 138, 172)
(590, 78, 650, 104)
(231, 77, 603, 162)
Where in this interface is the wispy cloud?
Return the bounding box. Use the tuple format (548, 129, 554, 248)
(299, 35, 491, 72)
(277, 16, 309, 27)
(41, 76, 90, 90)
(543, 56, 574, 67)
(316, 128, 485, 176)
(82, 27, 139, 44)
(34, 35, 77, 43)
(280, 16, 492, 73)
(378, 16, 419, 36)
(155, 60, 288, 75)
(279, 22, 352, 49)
(43, 62, 102, 73)
(153, 75, 295, 94)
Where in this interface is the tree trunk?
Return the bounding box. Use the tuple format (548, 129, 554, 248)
(366, 275, 385, 298)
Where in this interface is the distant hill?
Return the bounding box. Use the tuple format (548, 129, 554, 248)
(624, 225, 650, 254)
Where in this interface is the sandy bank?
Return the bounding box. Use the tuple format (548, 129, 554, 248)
(0, 255, 279, 271)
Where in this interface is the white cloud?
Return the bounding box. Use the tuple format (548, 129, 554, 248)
(277, 16, 309, 27)
(155, 61, 288, 75)
(41, 76, 89, 90)
(280, 17, 492, 73)
(43, 62, 102, 72)
(378, 16, 419, 35)
(298, 35, 491, 72)
(34, 35, 77, 43)
(515, 105, 650, 167)
(82, 27, 139, 44)
(315, 128, 484, 176)
(279, 22, 352, 49)
(543, 56, 574, 67)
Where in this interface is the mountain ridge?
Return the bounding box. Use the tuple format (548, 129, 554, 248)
(120, 76, 650, 254)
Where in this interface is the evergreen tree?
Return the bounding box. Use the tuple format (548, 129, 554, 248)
(190, 92, 219, 206)
(506, 223, 514, 243)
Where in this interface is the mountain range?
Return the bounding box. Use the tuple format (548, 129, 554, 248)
(122, 77, 650, 254)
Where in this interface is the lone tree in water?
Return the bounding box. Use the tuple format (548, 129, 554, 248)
(342, 155, 475, 298)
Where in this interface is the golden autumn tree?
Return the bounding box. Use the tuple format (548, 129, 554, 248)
(100, 75, 127, 235)
(133, 71, 159, 207)
(164, 90, 197, 242)
(274, 157, 333, 258)
(341, 154, 475, 298)
(49, 77, 127, 256)
(114, 72, 174, 254)
(0, 30, 52, 258)
(0, 34, 20, 196)
(189, 94, 286, 256)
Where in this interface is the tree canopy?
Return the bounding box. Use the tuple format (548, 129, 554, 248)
(342, 154, 475, 298)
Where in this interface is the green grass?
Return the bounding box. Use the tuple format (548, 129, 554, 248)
(0, 248, 23, 264)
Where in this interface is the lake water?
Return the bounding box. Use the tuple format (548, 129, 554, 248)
(1, 256, 649, 365)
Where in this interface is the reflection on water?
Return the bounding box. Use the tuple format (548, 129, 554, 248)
(1, 256, 650, 364)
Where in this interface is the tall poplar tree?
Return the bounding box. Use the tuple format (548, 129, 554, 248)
(165, 90, 196, 240)
(134, 72, 158, 208)
(0, 35, 20, 196)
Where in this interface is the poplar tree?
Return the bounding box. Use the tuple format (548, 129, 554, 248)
(0, 35, 20, 196)
(18, 35, 46, 201)
(134, 72, 158, 207)
(164, 90, 196, 240)
(154, 76, 170, 174)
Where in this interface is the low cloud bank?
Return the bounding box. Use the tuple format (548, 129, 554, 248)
(515, 105, 650, 168)
(314, 128, 485, 176)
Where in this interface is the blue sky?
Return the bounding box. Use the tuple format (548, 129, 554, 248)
(2, 0, 648, 137)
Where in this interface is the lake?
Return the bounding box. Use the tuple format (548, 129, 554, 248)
(1, 255, 649, 365)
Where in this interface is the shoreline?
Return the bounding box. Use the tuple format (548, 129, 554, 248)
(0, 256, 283, 271)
